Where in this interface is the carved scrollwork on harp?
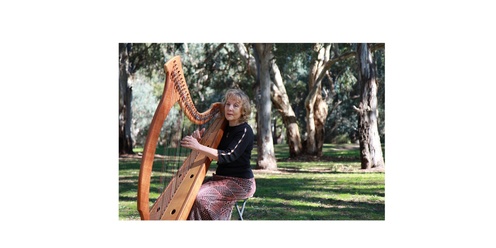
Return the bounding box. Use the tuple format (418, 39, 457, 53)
(137, 56, 227, 220)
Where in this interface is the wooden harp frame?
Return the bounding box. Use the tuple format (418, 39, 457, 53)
(137, 56, 227, 220)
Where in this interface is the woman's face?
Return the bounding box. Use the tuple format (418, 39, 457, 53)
(224, 97, 242, 125)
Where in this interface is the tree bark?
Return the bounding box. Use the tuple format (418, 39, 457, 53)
(356, 43, 385, 169)
(253, 44, 277, 170)
(269, 59, 303, 157)
(304, 43, 330, 156)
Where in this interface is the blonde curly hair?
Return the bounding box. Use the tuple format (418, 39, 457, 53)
(223, 89, 251, 123)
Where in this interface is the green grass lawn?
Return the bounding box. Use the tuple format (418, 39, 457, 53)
(119, 143, 385, 220)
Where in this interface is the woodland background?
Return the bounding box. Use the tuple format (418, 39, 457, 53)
(118, 43, 385, 170)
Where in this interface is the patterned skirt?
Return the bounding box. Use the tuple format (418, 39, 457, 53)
(188, 174, 256, 220)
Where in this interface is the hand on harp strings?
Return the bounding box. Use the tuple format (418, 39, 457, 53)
(192, 128, 205, 141)
(180, 127, 205, 150)
(180, 135, 200, 150)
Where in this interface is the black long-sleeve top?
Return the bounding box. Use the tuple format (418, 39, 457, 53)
(215, 122, 254, 179)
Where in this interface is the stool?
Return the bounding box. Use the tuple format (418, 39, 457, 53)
(235, 198, 249, 220)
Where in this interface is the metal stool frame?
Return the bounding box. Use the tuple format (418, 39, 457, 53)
(235, 198, 249, 220)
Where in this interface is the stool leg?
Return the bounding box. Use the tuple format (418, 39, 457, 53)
(235, 202, 243, 220)
(235, 199, 248, 220)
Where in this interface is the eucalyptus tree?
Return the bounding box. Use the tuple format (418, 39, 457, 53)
(305, 44, 331, 156)
(122, 43, 385, 169)
(355, 43, 385, 169)
(236, 43, 303, 158)
(253, 43, 277, 170)
(301, 43, 358, 155)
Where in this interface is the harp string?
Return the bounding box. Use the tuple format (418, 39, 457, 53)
(157, 101, 211, 212)
(156, 105, 177, 208)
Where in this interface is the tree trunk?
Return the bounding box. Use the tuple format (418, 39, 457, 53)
(304, 43, 330, 156)
(236, 43, 302, 157)
(269, 59, 303, 157)
(314, 99, 328, 156)
(119, 43, 134, 155)
(253, 44, 277, 170)
(356, 43, 385, 169)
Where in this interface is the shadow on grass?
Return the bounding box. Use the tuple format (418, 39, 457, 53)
(119, 142, 385, 220)
(241, 176, 385, 220)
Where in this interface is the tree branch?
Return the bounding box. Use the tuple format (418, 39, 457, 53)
(315, 51, 355, 83)
(315, 43, 384, 84)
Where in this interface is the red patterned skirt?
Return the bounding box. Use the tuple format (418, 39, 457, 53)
(188, 174, 256, 220)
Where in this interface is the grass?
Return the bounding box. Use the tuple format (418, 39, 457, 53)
(119, 143, 385, 220)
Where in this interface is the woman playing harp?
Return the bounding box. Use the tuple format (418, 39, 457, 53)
(137, 56, 255, 220)
(181, 89, 256, 220)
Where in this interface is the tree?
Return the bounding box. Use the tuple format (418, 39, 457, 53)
(119, 43, 134, 154)
(253, 44, 277, 170)
(355, 43, 385, 169)
(236, 43, 303, 157)
(305, 43, 331, 156)
(269, 57, 303, 157)
(123, 43, 385, 165)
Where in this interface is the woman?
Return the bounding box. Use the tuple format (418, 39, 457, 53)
(180, 88, 256, 220)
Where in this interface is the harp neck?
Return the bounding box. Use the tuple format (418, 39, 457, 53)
(166, 56, 223, 124)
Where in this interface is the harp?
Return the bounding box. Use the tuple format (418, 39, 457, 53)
(137, 56, 227, 220)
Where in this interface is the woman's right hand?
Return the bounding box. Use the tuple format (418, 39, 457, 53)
(192, 128, 205, 142)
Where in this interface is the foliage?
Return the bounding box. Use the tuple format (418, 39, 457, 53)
(130, 73, 158, 146)
(125, 43, 385, 149)
(130, 71, 181, 147)
(273, 43, 314, 72)
(125, 43, 166, 77)
(273, 44, 311, 132)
